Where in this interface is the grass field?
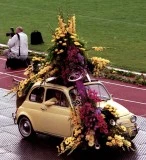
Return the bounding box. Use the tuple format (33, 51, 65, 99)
(0, 0, 146, 72)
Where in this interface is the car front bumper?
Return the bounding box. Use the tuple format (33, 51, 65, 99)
(127, 123, 139, 138)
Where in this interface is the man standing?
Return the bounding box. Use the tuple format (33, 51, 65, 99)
(3, 26, 28, 60)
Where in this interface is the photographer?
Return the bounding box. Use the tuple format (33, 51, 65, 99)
(3, 26, 28, 60)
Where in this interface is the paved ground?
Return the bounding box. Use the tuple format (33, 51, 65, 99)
(0, 88, 146, 160)
(0, 56, 146, 159)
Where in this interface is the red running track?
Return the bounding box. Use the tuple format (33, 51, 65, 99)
(0, 56, 146, 117)
(0, 56, 26, 89)
(100, 78, 146, 117)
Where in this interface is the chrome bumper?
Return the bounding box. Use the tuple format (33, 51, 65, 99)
(127, 123, 139, 138)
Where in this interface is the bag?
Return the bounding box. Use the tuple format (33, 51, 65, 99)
(30, 30, 44, 45)
(5, 57, 31, 69)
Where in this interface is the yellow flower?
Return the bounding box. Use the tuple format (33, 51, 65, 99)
(64, 138, 70, 145)
(85, 130, 95, 144)
(106, 142, 113, 146)
(72, 33, 77, 36)
(77, 136, 82, 142)
(56, 146, 60, 153)
(101, 113, 105, 118)
(18, 84, 24, 90)
(17, 91, 23, 97)
(104, 105, 110, 109)
(60, 143, 65, 151)
(70, 35, 76, 39)
(114, 134, 123, 140)
(62, 42, 67, 46)
(57, 49, 64, 54)
(111, 139, 116, 145)
(85, 134, 90, 141)
(107, 136, 112, 140)
(74, 128, 81, 137)
(80, 47, 86, 51)
(56, 36, 60, 39)
(74, 41, 81, 46)
(11, 86, 18, 92)
(123, 139, 131, 147)
(120, 125, 127, 132)
(23, 79, 29, 85)
(88, 140, 94, 147)
(92, 46, 105, 51)
(60, 34, 65, 37)
(37, 78, 43, 82)
(51, 39, 55, 42)
(117, 141, 124, 147)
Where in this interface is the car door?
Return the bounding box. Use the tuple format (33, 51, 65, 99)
(40, 89, 71, 137)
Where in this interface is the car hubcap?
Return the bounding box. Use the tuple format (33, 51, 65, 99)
(20, 119, 31, 137)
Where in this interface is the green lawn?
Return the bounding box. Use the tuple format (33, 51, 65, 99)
(0, 0, 146, 72)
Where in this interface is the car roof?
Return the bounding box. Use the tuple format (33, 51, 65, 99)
(32, 76, 102, 91)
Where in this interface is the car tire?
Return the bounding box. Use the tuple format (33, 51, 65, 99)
(18, 116, 35, 138)
(130, 136, 136, 140)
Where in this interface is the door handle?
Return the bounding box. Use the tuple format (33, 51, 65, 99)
(41, 106, 47, 111)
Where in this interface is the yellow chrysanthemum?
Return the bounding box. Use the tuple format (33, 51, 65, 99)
(80, 47, 86, 51)
(106, 142, 113, 146)
(88, 140, 95, 147)
(123, 139, 132, 147)
(92, 46, 105, 51)
(62, 42, 67, 46)
(107, 136, 112, 140)
(73, 128, 82, 137)
(17, 91, 23, 97)
(51, 39, 55, 42)
(74, 41, 81, 46)
(120, 125, 127, 132)
(64, 138, 70, 145)
(117, 141, 124, 147)
(70, 35, 76, 39)
(111, 139, 116, 145)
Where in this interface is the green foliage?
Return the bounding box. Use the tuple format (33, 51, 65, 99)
(0, 0, 146, 72)
(101, 68, 146, 86)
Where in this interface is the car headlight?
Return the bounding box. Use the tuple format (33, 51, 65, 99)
(130, 115, 137, 123)
(110, 119, 116, 126)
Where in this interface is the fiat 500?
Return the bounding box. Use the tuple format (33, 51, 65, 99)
(12, 79, 138, 140)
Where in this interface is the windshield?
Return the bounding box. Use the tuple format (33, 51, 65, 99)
(69, 83, 111, 106)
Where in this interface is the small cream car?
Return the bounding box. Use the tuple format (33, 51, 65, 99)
(12, 78, 138, 140)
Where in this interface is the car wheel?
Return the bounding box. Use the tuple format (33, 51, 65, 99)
(130, 136, 136, 140)
(18, 116, 35, 138)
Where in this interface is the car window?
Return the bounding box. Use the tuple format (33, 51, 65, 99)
(69, 91, 82, 106)
(45, 89, 69, 107)
(29, 87, 45, 103)
(69, 83, 111, 102)
(86, 84, 110, 101)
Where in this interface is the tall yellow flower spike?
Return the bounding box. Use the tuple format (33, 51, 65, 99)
(67, 15, 76, 34)
(58, 15, 66, 33)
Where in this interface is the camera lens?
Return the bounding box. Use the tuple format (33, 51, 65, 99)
(6, 33, 10, 37)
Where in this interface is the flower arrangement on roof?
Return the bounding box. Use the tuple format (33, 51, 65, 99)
(10, 13, 134, 155)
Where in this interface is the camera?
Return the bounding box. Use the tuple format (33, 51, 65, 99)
(6, 27, 15, 37)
